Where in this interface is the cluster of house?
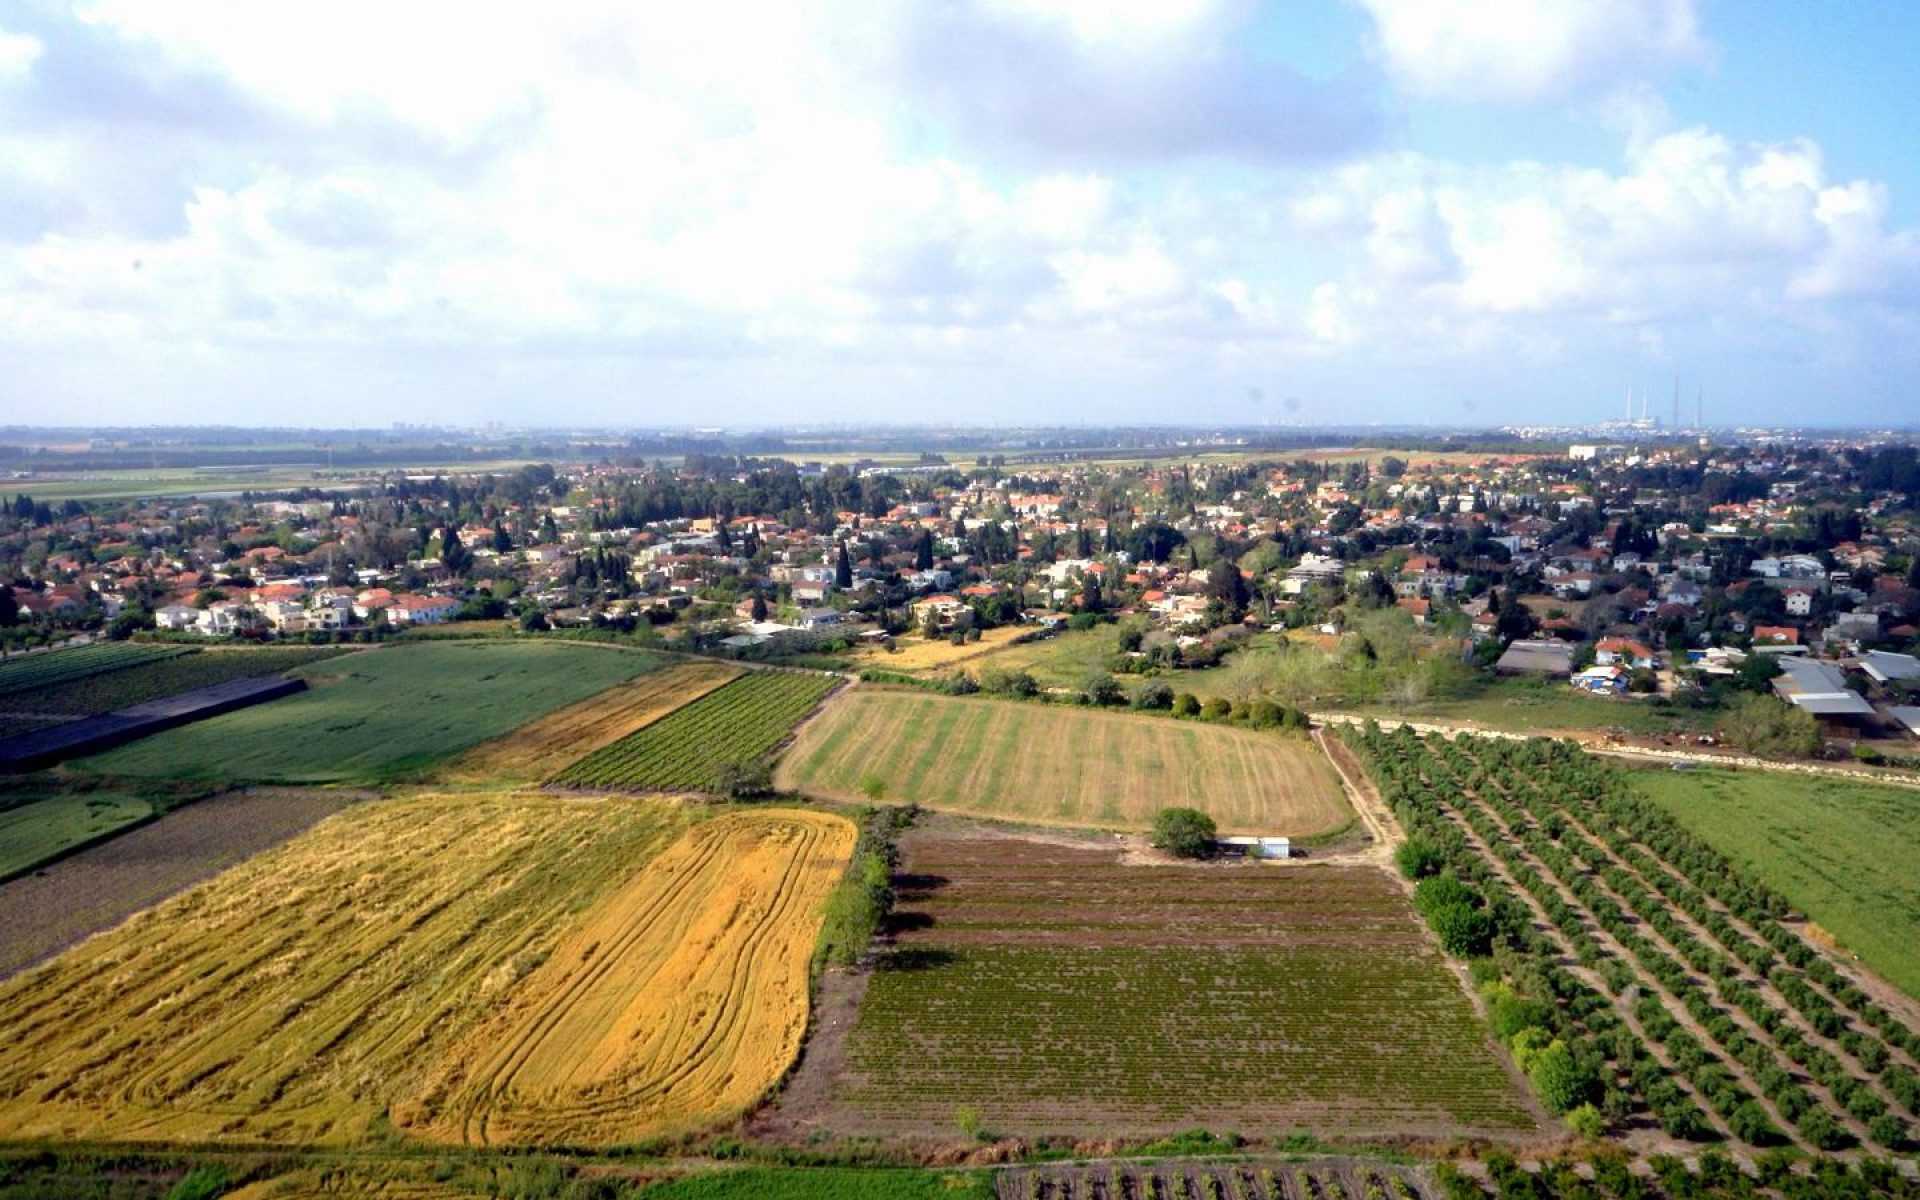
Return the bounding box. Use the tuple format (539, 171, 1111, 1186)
(3, 441, 1918, 752)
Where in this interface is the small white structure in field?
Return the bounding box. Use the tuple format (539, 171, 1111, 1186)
(1219, 836, 1291, 860)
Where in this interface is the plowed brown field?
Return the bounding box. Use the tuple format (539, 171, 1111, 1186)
(0, 793, 850, 1146)
(399, 808, 855, 1146)
(440, 660, 741, 785)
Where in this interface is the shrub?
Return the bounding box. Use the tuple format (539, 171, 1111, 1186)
(1200, 697, 1231, 720)
(1563, 1102, 1606, 1138)
(1151, 806, 1217, 859)
(1171, 692, 1199, 717)
(1130, 679, 1174, 710)
(1395, 835, 1445, 880)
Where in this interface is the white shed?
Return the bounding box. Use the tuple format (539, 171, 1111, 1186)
(1219, 835, 1292, 860)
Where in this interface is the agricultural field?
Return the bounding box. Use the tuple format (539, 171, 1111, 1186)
(999, 1159, 1437, 1200)
(441, 659, 741, 785)
(0, 794, 851, 1145)
(553, 670, 839, 793)
(777, 689, 1352, 836)
(849, 625, 1031, 674)
(771, 826, 1536, 1139)
(401, 808, 854, 1146)
(635, 1167, 992, 1200)
(961, 626, 1122, 690)
(0, 642, 189, 698)
(78, 641, 658, 784)
(0, 788, 354, 977)
(1345, 727, 1920, 1152)
(1633, 766, 1920, 1002)
(0, 783, 151, 880)
(1, 644, 350, 715)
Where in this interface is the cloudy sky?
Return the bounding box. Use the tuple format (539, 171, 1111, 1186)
(3, 1, 1917, 429)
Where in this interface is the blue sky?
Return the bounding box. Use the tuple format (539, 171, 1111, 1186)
(1, 1, 1916, 429)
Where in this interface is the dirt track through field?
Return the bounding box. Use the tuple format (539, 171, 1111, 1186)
(399, 808, 855, 1146)
(440, 661, 740, 784)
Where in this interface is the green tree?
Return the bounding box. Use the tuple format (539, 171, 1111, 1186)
(1171, 692, 1199, 717)
(835, 542, 853, 590)
(1151, 806, 1217, 859)
(1395, 835, 1444, 880)
(1716, 693, 1822, 758)
(0, 585, 17, 628)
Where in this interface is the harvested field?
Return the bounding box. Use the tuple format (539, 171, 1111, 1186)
(401, 809, 856, 1146)
(80, 642, 659, 784)
(848, 626, 1031, 674)
(0, 795, 853, 1147)
(0, 788, 354, 978)
(767, 826, 1537, 1140)
(777, 690, 1352, 836)
(442, 660, 741, 785)
(553, 671, 840, 793)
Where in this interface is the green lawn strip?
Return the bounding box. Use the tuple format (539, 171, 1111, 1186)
(1633, 765, 1920, 1001)
(0, 789, 153, 880)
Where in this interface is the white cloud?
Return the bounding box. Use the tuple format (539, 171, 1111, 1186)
(0, 26, 41, 80)
(1355, 0, 1707, 104)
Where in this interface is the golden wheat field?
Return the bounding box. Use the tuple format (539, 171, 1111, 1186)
(398, 808, 855, 1146)
(438, 659, 742, 785)
(778, 689, 1353, 836)
(0, 794, 852, 1146)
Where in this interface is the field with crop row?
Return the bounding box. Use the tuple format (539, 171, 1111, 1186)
(0, 642, 189, 697)
(80, 642, 659, 784)
(442, 659, 741, 786)
(1632, 766, 1920, 1003)
(3, 645, 349, 715)
(553, 670, 839, 793)
(402, 809, 854, 1146)
(1345, 727, 1920, 1153)
(0, 794, 851, 1147)
(779, 827, 1535, 1138)
(999, 1159, 1434, 1200)
(777, 689, 1351, 836)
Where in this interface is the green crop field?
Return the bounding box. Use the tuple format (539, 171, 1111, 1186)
(777, 689, 1352, 836)
(1633, 766, 1920, 1001)
(0, 786, 151, 880)
(0, 643, 190, 698)
(552, 670, 838, 793)
(794, 830, 1535, 1139)
(79, 642, 661, 785)
(3, 645, 350, 715)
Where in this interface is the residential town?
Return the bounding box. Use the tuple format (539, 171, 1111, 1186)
(5, 437, 1920, 757)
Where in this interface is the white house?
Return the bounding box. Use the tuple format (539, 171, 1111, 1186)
(155, 603, 199, 631)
